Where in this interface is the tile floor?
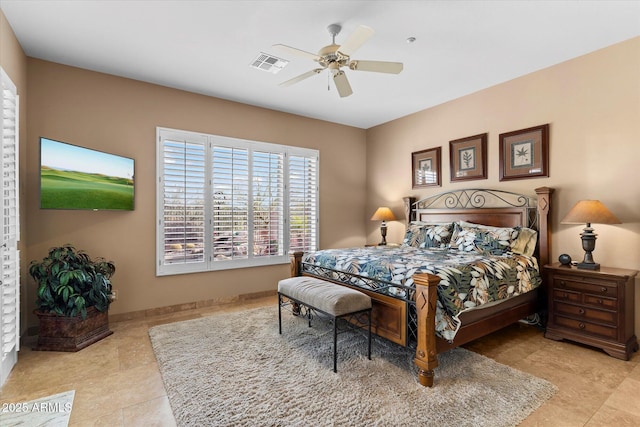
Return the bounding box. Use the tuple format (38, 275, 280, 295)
(1, 295, 639, 426)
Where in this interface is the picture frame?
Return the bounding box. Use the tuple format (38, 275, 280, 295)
(449, 133, 487, 182)
(499, 124, 549, 181)
(412, 146, 441, 188)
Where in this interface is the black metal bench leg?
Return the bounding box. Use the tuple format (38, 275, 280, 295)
(278, 293, 282, 335)
(367, 309, 372, 360)
(333, 318, 338, 373)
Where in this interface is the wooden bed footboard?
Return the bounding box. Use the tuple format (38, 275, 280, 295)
(290, 251, 411, 344)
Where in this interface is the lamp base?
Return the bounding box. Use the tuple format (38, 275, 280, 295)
(577, 224, 599, 271)
(576, 261, 600, 270)
(379, 222, 388, 246)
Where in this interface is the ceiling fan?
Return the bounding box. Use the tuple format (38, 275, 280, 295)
(273, 24, 403, 98)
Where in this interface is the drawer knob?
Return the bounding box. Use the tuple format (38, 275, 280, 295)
(578, 308, 585, 315)
(601, 287, 607, 293)
(597, 299, 603, 304)
(559, 280, 566, 287)
(579, 323, 585, 329)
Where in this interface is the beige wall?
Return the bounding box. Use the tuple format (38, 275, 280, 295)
(366, 37, 640, 332)
(1, 10, 28, 335)
(25, 59, 367, 327)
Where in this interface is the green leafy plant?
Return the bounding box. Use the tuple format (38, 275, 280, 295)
(29, 244, 115, 319)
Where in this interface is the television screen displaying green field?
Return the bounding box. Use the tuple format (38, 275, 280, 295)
(40, 138, 135, 210)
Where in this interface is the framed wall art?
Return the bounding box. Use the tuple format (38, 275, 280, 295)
(449, 133, 487, 182)
(412, 146, 441, 188)
(499, 124, 549, 181)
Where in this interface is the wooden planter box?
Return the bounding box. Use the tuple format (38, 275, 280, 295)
(34, 306, 113, 352)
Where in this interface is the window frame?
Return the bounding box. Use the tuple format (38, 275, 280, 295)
(156, 127, 319, 276)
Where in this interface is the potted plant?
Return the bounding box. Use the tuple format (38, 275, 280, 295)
(29, 244, 116, 351)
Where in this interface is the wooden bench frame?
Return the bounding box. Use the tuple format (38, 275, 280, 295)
(278, 291, 372, 373)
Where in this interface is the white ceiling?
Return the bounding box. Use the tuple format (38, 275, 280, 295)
(1, 1, 639, 129)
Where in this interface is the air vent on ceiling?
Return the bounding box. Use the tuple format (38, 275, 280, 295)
(250, 53, 289, 74)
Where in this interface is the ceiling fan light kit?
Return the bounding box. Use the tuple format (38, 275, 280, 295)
(273, 23, 403, 98)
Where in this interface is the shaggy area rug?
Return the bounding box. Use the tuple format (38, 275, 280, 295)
(149, 306, 556, 427)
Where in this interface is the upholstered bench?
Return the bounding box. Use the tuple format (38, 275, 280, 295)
(278, 276, 372, 372)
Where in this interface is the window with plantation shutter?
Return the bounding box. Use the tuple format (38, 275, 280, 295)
(289, 154, 318, 252)
(251, 150, 284, 257)
(212, 145, 249, 260)
(1, 68, 20, 387)
(157, 128, 318, 275)
(158, 131, 207, 274)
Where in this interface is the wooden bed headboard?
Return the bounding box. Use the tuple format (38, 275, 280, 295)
(403, 187, 553, 267)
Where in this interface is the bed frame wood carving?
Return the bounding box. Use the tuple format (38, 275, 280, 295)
(291, 187, 553, 387)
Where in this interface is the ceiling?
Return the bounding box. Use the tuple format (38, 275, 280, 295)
(1, 1, 639, 129)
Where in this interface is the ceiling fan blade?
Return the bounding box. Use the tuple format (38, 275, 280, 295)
(279, 69, 324, 87)
(337, 25, 374, 57)
(272, 44, 321, 61)
(333, 71, 353, 98)
(349, 60, 403, 74)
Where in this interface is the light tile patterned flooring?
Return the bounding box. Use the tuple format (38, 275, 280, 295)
(2, 295, 640, 426)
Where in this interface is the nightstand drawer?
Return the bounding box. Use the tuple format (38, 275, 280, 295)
(553, 289, 580, 303)
(553, 315, 617, 340)
(583, 294, 617, 310)
(553, 277, 617, 298)
(554, 302, 616, 325)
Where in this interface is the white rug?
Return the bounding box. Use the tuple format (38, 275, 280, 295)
(0, 390, 74, 427)
(149, 306, 556, 427)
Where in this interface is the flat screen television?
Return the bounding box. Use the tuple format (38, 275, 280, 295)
(40, 137, 135, 210)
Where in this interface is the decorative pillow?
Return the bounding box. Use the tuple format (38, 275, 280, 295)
(402, 222, 453, 249)
(450, 221, 521, 255)
(510, 227, 538, 257)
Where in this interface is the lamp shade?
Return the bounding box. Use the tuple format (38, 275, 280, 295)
(561, 200, 621, 225)
(371, 207, 396, 222)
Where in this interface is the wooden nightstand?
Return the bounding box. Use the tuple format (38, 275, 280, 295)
(544, 263, 639, 360)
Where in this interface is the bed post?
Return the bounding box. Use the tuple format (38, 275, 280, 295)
(534, 187, 553, 268)
(290, 251, 304, 277)
(413, 272, 441, 387)
(403, 196, 416, 224)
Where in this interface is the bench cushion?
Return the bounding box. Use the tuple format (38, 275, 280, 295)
(278, 276, 371, 316)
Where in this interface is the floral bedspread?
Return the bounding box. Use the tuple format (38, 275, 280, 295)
(301, 246, 541, 341)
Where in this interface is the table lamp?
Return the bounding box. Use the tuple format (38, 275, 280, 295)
(561, 200, 621, 270)
(371, 207, 396, 246)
